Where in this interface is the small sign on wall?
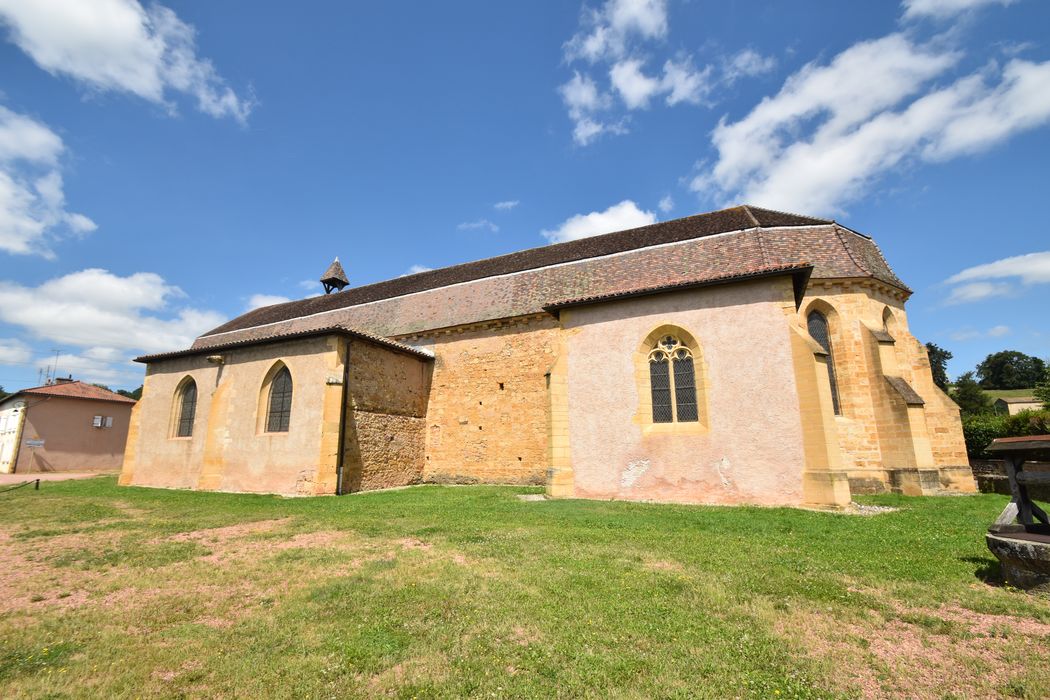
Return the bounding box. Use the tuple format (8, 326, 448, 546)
(25, 439, 44, 447)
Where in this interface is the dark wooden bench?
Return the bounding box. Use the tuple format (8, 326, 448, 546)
(987, 435, 1050, 537)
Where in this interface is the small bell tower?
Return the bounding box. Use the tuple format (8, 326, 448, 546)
(320, 257, 349, 294)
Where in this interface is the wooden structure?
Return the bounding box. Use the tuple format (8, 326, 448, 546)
(987, 435, 1050, 535)
(985, 435, 1050, 590)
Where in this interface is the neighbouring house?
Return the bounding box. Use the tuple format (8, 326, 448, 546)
(0, 379, 136, 474)
(994, 396, 1043, 415)
(120, 205, 975, 507)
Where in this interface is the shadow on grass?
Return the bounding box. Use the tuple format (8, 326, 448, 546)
(961, 555, 1003, 587)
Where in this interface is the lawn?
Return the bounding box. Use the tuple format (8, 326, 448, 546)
(2, 478, 1049, 699)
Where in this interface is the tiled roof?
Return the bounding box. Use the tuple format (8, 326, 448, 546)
(997, 396, 1038, 404)
(135, 325, 434, 363)
(544, 263, 813, 311)
(201, 205, 838, 339)
(152, 204, 910, 358)
(18, 381, 137, 403)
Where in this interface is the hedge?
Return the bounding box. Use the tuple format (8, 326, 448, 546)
(962, 409, 1050, 458)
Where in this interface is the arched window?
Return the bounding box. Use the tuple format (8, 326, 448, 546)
(265, 367, 293, 433)
(648, 334, 698, 423)
(807, 311, 841, 415)
(174, 378, 197, 437)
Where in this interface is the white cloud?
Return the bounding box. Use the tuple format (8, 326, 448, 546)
(542, 199, 656, 243)
(0, 105, 96, 257)
(246, 294, 290, 311)
(298, 279, 319, 291)
(0, 268, 224, 354)
(693, 31, 1050, 215)
(662, 57, 711, 106)
(493, 200, 519, 211)
(723, 49, 777, 84)
(609, 59, 662, 109)
(0, 0, 254, 122)
(949, 324, 1012, 341)
(457, 219, 499, 233)
(658, 195, 674, 213)
(559, 2, 779, 145)
(947, 251, 1050, 286)
(610, 57, 711, 109)
(0, 337, 32, 365)
(559, 71, 623, 145)
(944, 281, 1014, 304)
(565, 0, 668, 63)
(402, 264, 432, 276)
(902, 0, 1015, 20)
(943, 250, 1050, 304)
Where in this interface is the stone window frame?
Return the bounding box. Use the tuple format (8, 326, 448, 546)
(258, 361, 293, 435)
(802, 300, 843, 417)
(633, 324, 709, 436)
(170, 376, 197, 439)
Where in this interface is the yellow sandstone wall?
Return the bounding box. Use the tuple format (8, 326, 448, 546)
(397, 315, 560, 485)
(801, 279, 973, 494)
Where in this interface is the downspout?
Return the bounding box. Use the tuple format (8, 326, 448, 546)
(335, 338, 351, 495)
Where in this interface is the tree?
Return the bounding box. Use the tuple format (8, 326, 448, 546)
(953, 371, 992, 415)
(0, 385, 8, 401)
(925, 342, 952, 391)
(1035, 367, 1050, 410)
(117, 385, 143, 400)
(976, 350, 1046, 389)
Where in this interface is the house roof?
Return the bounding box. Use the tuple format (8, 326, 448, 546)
(14, 381, 137, 404)
(996, 396, 1039, 404)
(135, 325, 434, 363)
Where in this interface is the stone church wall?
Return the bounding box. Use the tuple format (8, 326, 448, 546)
(398, 315, 560, 485)
(801, 280, 973, 494)
(555, 277, 811, 506)
(121, 335, 344, 495)
(341, 339, 431, 492)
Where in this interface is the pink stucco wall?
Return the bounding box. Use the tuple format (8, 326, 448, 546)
(561, 278, 808, 506)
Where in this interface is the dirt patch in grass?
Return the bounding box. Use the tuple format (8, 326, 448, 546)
(168, 518, 292, 544)
(397, 537, 433, 551)
(778, 599, 1050, 698)
(0, 531, 108, 613)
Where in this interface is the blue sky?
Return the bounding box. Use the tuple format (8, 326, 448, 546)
(0, 0, 1047, 391)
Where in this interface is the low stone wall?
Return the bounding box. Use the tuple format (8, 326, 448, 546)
(971, 460, 1050, 501)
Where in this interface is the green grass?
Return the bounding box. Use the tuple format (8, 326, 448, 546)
(1, 477, 1049, 699)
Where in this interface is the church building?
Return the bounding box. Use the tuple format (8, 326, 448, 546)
(119, 206, 975, 507)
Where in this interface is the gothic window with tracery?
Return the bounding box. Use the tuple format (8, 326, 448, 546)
(648, 335, 698, 423)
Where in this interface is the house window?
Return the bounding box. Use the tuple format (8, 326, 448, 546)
(266, 367, 293, 433)
(807, 310, 841, 414)
(175, 379, 197, 437)
(648, 335, 698, 423)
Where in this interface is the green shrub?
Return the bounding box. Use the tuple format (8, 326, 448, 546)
(962, 409, 1050, 458)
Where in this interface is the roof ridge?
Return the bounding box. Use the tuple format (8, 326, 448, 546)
(744, 204, 834, 224)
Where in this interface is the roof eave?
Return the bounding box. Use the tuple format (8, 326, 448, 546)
(135, 327, 433, 364)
